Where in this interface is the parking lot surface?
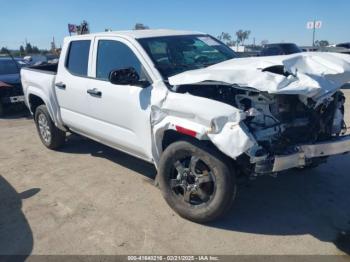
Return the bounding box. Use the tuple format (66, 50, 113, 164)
(0, 91, 350, 256)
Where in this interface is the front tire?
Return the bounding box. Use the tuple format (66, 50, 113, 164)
(158, 139, 237, 223)
(34, 105, 66, 149)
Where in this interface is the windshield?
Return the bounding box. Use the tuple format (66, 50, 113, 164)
(138, 35, 237, 79)
(0, 59, 19, 75)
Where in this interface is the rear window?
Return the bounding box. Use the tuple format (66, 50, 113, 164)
(65, 40, 90, 76)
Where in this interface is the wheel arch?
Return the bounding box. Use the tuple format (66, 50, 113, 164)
(152, 119, 210, 166)
(26, 88, 66, 131)
(28, 94, 45, 116)
(156, 127, 234, 167)
(154, 125, 238, 173)
(162, 129, 215, 152)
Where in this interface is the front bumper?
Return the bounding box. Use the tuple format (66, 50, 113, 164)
(272, 135, 350, 172)
(254, 135, 350, 173)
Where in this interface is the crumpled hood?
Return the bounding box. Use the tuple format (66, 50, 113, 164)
(168, 52, 350, 100)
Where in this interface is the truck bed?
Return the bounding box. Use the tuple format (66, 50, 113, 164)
(21, 64, 60, 119)
(23, 63, 58, 75)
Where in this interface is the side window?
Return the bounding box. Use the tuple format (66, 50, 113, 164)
(96, 40, 143, 80)
(65, 40, 91, 76)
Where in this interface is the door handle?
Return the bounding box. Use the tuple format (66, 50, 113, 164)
(55, 82, 66, 89)
(87, 88, 102, 97)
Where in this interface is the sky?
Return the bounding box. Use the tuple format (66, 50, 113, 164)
(0, 0, 349, 49)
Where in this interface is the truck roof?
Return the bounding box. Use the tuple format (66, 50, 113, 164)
(65, 29, 205, 41)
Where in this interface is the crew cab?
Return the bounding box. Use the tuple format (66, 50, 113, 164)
(21, 30, 350, 222)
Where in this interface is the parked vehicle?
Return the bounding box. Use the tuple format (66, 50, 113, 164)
(320, 45, 350, 55)
(260, 43, 302, 56)
(21, 30, 350, 222)
(23, 54, 49, 66)
(0, 56, 26, 116)
(336, 42, 350, 49)
(45, 54, 59, 64)
(300, 46, 319, 52)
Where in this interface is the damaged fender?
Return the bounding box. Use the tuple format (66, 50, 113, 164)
(207, 122, 255, 159)
(150, 90, 256, 163)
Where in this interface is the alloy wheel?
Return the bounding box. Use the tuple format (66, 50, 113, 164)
(37, 113, 51, 144)
(170, 155, 215, 205)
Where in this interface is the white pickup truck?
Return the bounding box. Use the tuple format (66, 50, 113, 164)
(21, 29, 350, 222)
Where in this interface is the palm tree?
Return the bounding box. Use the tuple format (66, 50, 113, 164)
(217, 32, 232, 45)
(236, 30, 251, 46)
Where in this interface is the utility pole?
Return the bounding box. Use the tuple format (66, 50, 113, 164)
(51, 36, 56, 53)
(312, 19, 316, 47)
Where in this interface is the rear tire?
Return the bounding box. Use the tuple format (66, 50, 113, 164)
(158, 139, 237, 223)
(34, 105, 66, 149)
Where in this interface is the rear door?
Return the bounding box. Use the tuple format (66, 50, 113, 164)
(55, 38, 93, 133)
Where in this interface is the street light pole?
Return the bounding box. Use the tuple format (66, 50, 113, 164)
(312, 19, 316, 47)
(307, 20, 321, 47)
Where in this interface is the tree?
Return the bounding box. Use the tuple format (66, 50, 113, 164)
(227, 40, 237, 47)
(32, 46, 40, 54)
(20, 45, 25, 55)
(134, 23, 149, 30)
(217, 32, 232, 44)
(315, 40, 329, 47)
(236, 30, 251, 46)
(0, 47, 9, 54)
(261, 40, 269, 46)
(25, 43, 33, 54)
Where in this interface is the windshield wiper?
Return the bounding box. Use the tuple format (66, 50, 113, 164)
(200, 62, 217, 67)
(157, 63, 200, 69)
(173, 64, 194, 68)
(200, 60, 228, 67)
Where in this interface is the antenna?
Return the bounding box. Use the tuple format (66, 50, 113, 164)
(5, 49, 20, 71)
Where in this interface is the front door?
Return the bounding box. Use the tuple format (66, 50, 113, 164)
(85, 37, 154, 161)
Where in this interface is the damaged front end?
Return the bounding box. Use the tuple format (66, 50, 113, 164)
(162, 52, 350, 176)
(238, 90, 348, 175)
(168, 82, 349, 177)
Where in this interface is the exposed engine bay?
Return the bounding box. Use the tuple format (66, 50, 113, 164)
(175, 84, 347, 173)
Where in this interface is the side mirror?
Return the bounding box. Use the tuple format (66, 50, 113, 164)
(109, 67, 140, 85)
